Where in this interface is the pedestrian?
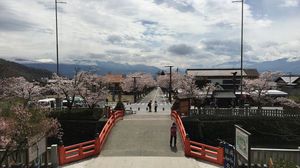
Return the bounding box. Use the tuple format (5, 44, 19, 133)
(170, 122, 177, 147)
(154, 101, 158, 112)
(148, 100, 152, 112)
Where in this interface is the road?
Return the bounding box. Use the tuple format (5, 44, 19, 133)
(125, 87, 172, 114)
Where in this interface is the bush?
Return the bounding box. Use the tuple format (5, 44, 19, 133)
(273, 159, 297, 168)
(50, 108, 104, 120)
(114, 101, 125, 111)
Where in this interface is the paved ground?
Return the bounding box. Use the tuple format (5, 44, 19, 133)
(63, 156, 222, 168)
(101, 115, 184, 157)
(125, 87, 172, 114)
(63, 88, 221, 168)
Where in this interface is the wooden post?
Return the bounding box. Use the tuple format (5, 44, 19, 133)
(51, 144, 59, 168)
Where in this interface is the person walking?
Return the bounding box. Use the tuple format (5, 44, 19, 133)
(147, 100, 152, 112)
(170, 122, 177, 147)
(154, 101, 158, 112)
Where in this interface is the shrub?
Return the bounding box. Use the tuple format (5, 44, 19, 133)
(114, 101, 125, 111)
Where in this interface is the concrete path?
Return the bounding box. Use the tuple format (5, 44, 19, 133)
(125, 87, 172, 114)
(101, 114, 184, 156)
(63, 156, 222, 168)
(63, 87, 221, 168)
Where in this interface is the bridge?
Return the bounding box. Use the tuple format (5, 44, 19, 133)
(60, 88, 223, 168)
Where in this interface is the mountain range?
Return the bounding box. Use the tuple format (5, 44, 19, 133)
(0, 58, 52, 81)
(23, 61, 162, 77)
(1, 57, 299, 81)
(215, 58, 300, 74)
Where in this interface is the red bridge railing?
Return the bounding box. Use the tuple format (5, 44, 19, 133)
(58, 110, 124, 165)
(171, 110, 224, 165)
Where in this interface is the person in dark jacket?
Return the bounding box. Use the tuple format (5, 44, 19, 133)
(154, 101, 158, 112)
(147, 100, 152, 112)
(170, 122, 177, 147)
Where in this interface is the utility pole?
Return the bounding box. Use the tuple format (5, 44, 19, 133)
(233, 0, 244, 107)
(132, 76, 140, 103)
(165, 66, 173, 103)
(55, 0, 66, 75)
(232, 72, 237, 107)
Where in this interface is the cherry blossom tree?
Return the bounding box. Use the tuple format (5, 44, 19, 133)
(0, 105, 61, 165)
(77, 72, 109, 109)
(174, 74, 200, 97)
(157, 72, 183, 94)
(48, 73, 82, 110)
(121, 72, 156, 93)
(274, 97, 300, 109)
(121, 72, 156, 102)
(2, 77, 43, 107)
(244, 71, 283, 109)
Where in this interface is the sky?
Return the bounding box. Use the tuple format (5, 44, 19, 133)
(0, 0, 299, 69)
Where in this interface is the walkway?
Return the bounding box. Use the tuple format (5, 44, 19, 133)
(63, 88, 221, 168)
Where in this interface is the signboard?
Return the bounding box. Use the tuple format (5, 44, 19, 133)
(28, 136, 46, 162)
(235, 125, 251, 167)
(223, 142, 235, 168)
(235, 128, 249, 159)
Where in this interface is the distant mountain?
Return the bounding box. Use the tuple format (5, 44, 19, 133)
(23, 61, 161, 77)
(0, 58, 52, 81)
(215, 58, 300, 74)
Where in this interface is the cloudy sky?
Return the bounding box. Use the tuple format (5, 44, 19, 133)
(0, 0, 299, 68)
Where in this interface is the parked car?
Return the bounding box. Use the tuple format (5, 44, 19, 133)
(38, 98, 56, 109)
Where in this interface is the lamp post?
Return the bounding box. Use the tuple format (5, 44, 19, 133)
(55, 0, 66, 75)
(233, 0, 244, 107)
(165, 66, 173, 103)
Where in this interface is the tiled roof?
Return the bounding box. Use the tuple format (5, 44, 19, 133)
(279, 77, 299, 84)
(186, 69, 259, 77)
(103, 74, 124, 83)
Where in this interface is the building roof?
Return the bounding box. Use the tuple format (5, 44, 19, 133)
(276, 76, 299, 85)
(103, 74, 124, 83)
(213, 91, 236, 98)
(266, 90, 288, 96)
(251, 90, 288, 96)
(186, 68, 259, 77)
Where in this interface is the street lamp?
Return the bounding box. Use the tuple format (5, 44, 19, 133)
(55, 0, 66, 75)
(165, 65, 173, 103)
(233, 0, 244, 107)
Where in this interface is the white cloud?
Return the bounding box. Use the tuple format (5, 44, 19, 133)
(36, 58, 55, 63)
(281, 0, 299, 7)
(0, 0, 299, 69)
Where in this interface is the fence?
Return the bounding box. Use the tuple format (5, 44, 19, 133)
(0, 146, 54, 168)
(58, 110, 124, 165)
(171, 110, 224, 165)
(251, 147, 300, 166)
(191, 108, 300, 119)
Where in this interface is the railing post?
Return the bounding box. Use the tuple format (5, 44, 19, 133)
(58, 140, 65, 166)
(217, 147, 225, 165)
(185, 134, 191, 157)
(94, 133, 100, 155)
(79, 144, 83, 160)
